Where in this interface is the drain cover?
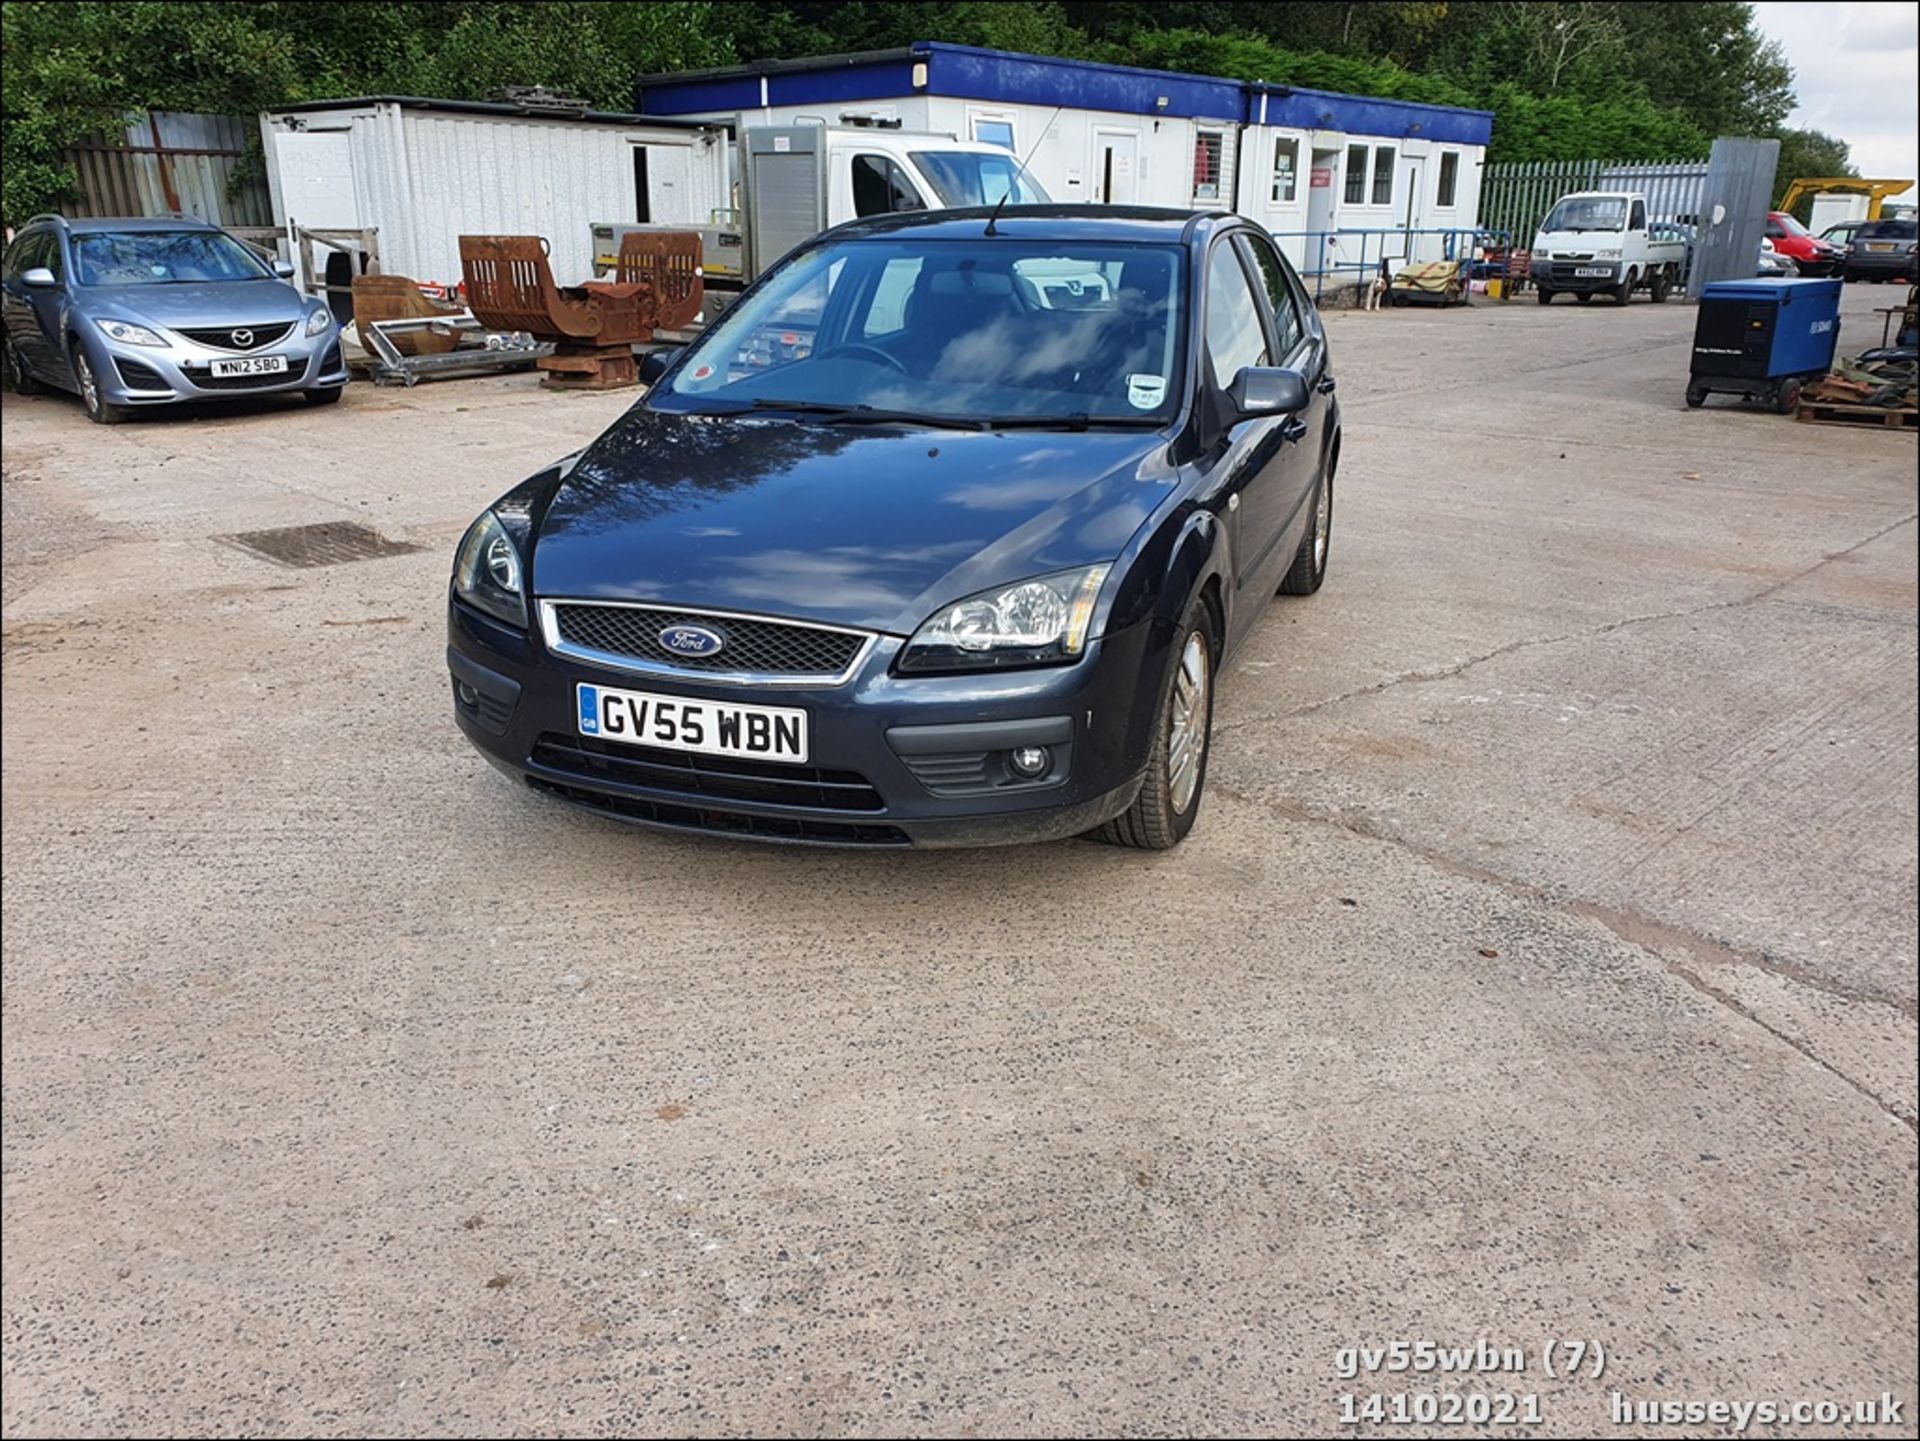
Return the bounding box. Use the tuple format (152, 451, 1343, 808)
(220, 521, 422, 569)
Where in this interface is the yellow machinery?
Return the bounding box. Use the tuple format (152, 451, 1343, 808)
(1778, 177, 1915, 220)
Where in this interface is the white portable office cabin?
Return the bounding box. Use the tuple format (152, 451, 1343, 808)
(636, 42, 1494, 278)
(258, 96, 731, 290)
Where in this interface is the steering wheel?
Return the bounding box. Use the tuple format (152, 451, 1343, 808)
(813, 343, 908, 375)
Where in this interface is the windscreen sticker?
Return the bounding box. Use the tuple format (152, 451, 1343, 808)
(1127, 374, 1167, 410)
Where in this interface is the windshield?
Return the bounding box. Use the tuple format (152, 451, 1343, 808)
(1773, 212, 1811, 237)
(1859, 219, 1917, 239)
(910, 151, 1051, 207)
(655, 236, 1186, 426)
(1541, 197, 1627, 233)
(72, 230, 272, 286)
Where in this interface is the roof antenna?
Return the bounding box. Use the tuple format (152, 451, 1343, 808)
(985, 105, 1061, 236)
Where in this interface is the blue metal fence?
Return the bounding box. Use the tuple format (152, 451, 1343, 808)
(1270, 226, 1514, 303)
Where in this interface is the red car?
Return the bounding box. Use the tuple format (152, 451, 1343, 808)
(1764, 212, 1843, 275)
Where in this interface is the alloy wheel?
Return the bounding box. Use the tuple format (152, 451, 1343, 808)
(76, 352, 100, 415)
(1313, 472, 1331, 570)
(1167, 631, 1210, 814)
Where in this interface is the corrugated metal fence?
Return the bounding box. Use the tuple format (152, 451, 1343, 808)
(56, 111, 272, 226)
(1479, 158, 1710, 241)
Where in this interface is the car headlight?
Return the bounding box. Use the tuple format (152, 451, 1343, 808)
(453, 511, 527, 628)
(898, 565, 1109, 673)
(95, 318, 167, 347)
(304, 307, 334, 338)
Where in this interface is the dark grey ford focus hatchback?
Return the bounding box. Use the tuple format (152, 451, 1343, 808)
(448, 206, 1340, 848)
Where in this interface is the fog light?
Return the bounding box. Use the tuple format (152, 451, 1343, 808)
(1009, 745, 1050, 778)
(456, 681, 479, 707)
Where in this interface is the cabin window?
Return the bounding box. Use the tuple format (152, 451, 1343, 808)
(1371, 146, 1396, 206)
(1271, 137, 1298, 203)
(1344, 144, 1368, 204)
(1193, 131, 1225, 202)
(1436, 151, 1459, 209)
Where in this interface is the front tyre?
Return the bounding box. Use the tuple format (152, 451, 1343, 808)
(1536, 287, 1555, 305)
(1092, 598, 1216, 850)
(1279, 465, 1332, 596)
(73, 347, 127, 425)
(303, 386, 344, 406)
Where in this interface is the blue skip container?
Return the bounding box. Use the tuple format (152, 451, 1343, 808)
(1687, 276, 1842, 413)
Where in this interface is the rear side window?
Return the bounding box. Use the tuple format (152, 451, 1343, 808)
(1239, 231, 1304, 359)
(1203, 244, 1270, 390)
(851, 156, 925, 218)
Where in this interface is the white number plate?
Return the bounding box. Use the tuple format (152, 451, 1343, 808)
(577, 682, 808, 764)
(210, 355, 288, 378)
(1574, 267, 1612, 277)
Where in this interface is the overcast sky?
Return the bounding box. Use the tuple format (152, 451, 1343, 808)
(1750, 1, 1918, 201)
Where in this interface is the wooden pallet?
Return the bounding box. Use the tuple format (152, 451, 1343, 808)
(1795, 398, 1918, 430)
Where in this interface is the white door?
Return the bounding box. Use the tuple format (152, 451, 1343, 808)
(273, 131, 360, 231)
(644, 144, 694, 223)
(271, 130, 361, 299)
(1092, 130, 1140, 205)
(1401, 156, 1426, 258)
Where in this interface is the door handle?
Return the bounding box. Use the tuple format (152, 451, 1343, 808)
(1315, 374, 1337, 394)
(1280, 416, 1309, 443)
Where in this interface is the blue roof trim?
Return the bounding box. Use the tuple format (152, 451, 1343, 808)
(638, 40, 1493, 147)
(1262, 86, 1492, 146)
(920, 41, 1243, 121)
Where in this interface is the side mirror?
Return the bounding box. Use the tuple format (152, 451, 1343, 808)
(1228, 365, 1309, 420)
(272, 259, 297, 279)
(638, 345, 682, 385)
(21, 267, 57, 288)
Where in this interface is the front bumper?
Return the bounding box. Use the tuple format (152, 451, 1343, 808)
(447, 598, 1165, 848)
(92, 326, 348, 405)
(1845, 250, 1916, 278)
(1539, 261, 1623, 292)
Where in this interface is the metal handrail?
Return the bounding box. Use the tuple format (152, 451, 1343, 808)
(1266, 225, 1515, 303)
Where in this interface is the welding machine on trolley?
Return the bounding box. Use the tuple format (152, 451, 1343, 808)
(1686, 276, 1842, 413)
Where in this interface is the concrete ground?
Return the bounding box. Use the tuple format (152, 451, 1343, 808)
(3, 281, 1914, 1438)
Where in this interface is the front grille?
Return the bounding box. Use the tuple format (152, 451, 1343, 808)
(548, 602, 870, 679)
(532, 732, 884, 812)
(181, 367, 299, 391)
(114, 357, 167, 389)
(529, 778, 908, 846)
(174, 323, 295, 351)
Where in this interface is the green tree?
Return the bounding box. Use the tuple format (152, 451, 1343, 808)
(1, 1, 732, 222)
(1614, 1, 1792, 136)
(1771, 127, 1856, 213)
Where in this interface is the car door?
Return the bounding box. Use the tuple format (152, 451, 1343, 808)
(1232, 227, 1328, 591)
(2, 230, 54, 375)
(28, 230, 75, 381)
(1197, 232, 1292, 613)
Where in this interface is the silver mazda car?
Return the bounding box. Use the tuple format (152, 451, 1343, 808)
(1, 214, 346, 423)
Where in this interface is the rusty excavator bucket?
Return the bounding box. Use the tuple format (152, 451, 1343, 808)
(349, 274, 463, 356)
(458, 232, 703, 390)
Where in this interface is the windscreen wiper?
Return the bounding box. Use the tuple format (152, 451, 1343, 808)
(980, 413, 1160, 431)
(745, 398, 986, 430)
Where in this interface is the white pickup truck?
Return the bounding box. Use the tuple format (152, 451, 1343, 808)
(1533, 190, 1688, 304)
